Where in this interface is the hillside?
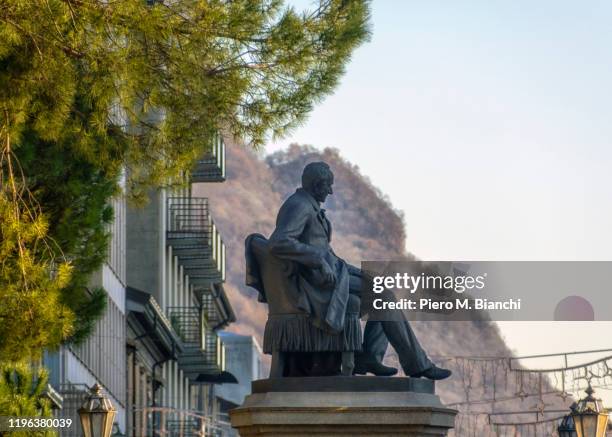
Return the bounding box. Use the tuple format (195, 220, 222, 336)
(193, 142, 571, 435)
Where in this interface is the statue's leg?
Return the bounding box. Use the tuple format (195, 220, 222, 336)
(354, 321, 397, 376)
(363, 320, 388, 363)
(270, 351, 286, 378)
(351, 267, 391, 366)
(352, 265, 436, 376)
(379, 319, 433, 376)
(311, 352, 342, 376)
(341, 352, 355, 376)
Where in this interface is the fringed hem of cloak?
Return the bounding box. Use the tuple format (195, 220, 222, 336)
(263, 313, 362, 354)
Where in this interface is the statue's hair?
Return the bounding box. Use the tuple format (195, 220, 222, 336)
(301, 162, 333, 191)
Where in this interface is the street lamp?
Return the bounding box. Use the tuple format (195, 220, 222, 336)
(558, 403, 577, 437)
(78, 383, 117, 437)
(571, 385, 609, 437)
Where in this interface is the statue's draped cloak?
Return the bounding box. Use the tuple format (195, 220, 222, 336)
(245, 189, 361, 353)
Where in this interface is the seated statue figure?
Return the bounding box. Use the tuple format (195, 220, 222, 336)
(246, 162, 451, 380)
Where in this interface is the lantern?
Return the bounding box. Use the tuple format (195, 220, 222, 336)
(78, 383, 116, 437)
(571, 385, 608, 437)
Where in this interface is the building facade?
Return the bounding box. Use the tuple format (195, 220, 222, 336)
(214, 333, 264, 410)
(46, 135, 244, 437)
(213, 332, 264, 436)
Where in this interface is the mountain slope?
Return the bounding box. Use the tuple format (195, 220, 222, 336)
(193, 142, 570, 435)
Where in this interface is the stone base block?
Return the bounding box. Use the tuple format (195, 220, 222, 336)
(229, 377, 457, 437)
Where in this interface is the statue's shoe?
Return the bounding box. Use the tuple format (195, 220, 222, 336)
(353, 359, 398, 377)
(410, 365, 452, 380)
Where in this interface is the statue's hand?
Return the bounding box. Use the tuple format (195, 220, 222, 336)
(320, 260, 336, 287)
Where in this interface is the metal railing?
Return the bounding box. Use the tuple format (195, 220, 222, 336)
(177, 332, 225, 379)
(167, 197, 210, 238)
(206, 412, 236, 437)
(131, 407, 207, 437)
(166, 197, 225, 285)
(128, 407, 237, 437)
(166, 418, 204, 437)
(56, 384, 89, 437)
(192, 133, 226, 183)
(168, 306, 205, 348)
(204, 331, 225, 371)
(199, 291, 226, 331)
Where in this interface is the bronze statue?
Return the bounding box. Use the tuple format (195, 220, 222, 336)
(246, 161, 451, 380)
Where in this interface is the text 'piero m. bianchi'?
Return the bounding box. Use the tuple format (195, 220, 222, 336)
(362, 261, 612, 321)
(369, 272, 522, 312)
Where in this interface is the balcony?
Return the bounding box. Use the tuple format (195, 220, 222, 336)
(199, 283, 236, 331)
(168, 285, 234, 349)
(192, 133, 225, 183)
(166, 197, 226, 286)
(168, 306, 204, 349)
(177, 333, 227, 380)
(128, 287, 183, 360)
(170, 297, 235, 382)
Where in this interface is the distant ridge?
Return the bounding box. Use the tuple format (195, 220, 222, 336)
(193, 141, 570, 421)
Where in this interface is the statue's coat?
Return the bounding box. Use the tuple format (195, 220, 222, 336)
(245, 188, 360, 353)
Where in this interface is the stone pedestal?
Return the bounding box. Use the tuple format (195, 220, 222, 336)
(229, 376, 457, 436)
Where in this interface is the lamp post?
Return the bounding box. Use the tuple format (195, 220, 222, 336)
(571, 385, 609, 437)
(78, 383, 117, 437)
(558, 403, 578, 437)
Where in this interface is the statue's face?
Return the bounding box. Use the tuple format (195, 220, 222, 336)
(312, 175, 334, 203)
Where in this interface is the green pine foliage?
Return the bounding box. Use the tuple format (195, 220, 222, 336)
(0, 189, 75, 361)
(0, 363, 54, 437)
(16, 125, 118, 344)
(1, 0, 371, 197)
(0, 0, 371, 360)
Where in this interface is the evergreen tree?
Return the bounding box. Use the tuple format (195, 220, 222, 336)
(0, 363, 54, 437)
(16, 124, 118, 344)
(0, 0, 371, 360)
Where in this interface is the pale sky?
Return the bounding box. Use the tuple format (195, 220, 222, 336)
(270, 0, 612, 404)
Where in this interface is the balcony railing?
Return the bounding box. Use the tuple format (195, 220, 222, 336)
(131, 407, 207, 437)
(166, 418, 204, 437)
(168, 306, 205, 349)
(192, 133, 225, 183)
(177, 333, 225, 380)
(198, 283, 236, 331)
(167, 197, 225, 285)
(129, 407, 236, 437)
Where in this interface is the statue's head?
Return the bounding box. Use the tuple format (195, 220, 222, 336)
(301, 161, 334, 203)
